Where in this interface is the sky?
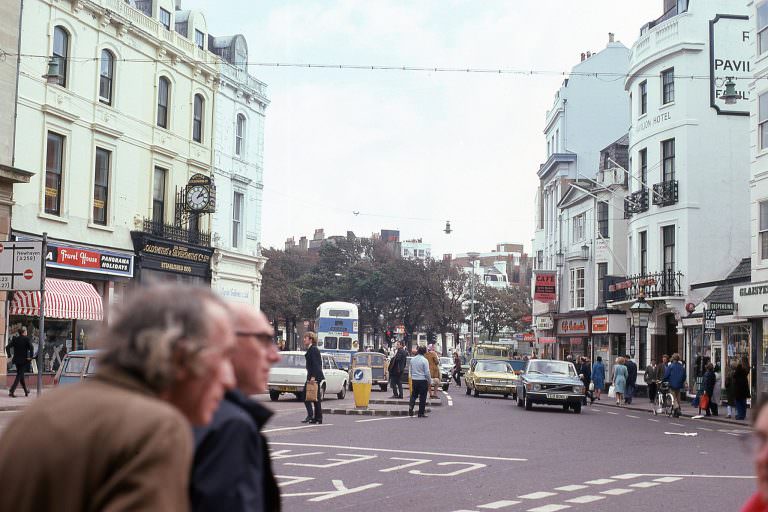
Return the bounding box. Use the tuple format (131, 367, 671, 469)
(185, 0, 661, 257)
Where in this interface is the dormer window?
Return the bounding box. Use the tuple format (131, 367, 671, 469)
(195, 30, 205, 49)
(159, 8, 171, 30)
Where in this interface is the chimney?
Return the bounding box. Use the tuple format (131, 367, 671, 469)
(608, 32, 615, 43)
(175, 0, 183, 10)
(581, 52, 586, 61)
(586, 51, 592, 58)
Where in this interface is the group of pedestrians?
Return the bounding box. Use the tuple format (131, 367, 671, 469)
(0, 284, 282, 511)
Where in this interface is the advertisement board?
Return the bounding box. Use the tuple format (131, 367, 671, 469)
(534, 271, 557, 302)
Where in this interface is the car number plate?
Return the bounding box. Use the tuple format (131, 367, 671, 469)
(547, 393, 568, 400)
(279, 386, 296, 392)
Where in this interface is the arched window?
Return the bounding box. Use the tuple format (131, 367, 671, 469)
(53, 26, 69, 87)
(157, 77, 170, 128)
(193, 94, 204, 142)
(99, 49, 114, 104)
(235, 113, 246, 156)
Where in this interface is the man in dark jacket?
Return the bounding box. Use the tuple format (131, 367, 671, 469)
(6, 326, 34, 397)
(663, 353, 686, 417)
(191, 304, 281, 512)
(389, 341, 407, 399)
(701, 362, 717, 417)
(578, 357, 592, 404)
(624, 355, 638, 405)
(302, 332, 324, 424)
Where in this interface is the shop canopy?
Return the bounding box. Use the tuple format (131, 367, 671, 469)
(10, 278, 103, 321)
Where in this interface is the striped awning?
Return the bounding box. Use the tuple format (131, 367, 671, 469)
(9, 278, 103, 321)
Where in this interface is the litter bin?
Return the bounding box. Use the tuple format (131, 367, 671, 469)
(352, 366, 372, 408)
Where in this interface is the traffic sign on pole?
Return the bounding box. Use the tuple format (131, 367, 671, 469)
(0, 240, 43, 290)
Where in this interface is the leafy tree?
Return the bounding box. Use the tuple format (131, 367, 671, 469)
(260, 248, 313, 348)
(423, 259, 468, 355)
(471, 285, 531, 341)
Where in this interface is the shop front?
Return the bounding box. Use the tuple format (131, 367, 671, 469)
(732, 282, 768, 401)
(211, 247, 267, 307)
(591, 311, 629, 382)
(131, 232, 214, 285)
(556, 316, 590, 361)
(533, 314, 555, 359)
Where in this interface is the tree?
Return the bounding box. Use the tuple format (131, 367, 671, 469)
(260, 247, 313, 348)
(388, 258, 430, 350)
(423, 259, 468, 355)
(471, 285, 532, 341)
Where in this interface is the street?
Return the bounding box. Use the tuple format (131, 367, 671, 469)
(260, 386, 755, 512)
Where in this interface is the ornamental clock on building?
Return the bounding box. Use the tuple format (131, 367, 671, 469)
(186, 184, 211, 212)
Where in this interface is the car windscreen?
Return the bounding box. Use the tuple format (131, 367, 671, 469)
(273, 354, 305, 368)
(63, 356, 86, 375)
(476, 361, 512, 373)
(526, 360, 577, 377)
(354, 354, 372, 366)
(476, 347, 507, 358)
(439, 357, 452, 365)
(509, 360, 526, 372)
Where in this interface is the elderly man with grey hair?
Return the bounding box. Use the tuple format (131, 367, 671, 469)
(0, 284, 236, 511)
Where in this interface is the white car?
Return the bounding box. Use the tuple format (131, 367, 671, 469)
(268, 351, 349, 401)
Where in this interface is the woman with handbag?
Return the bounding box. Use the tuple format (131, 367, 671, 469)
(302, 332, 325, 424)
(701, 363, 716, 416)
(591, 356, 605, 401)
(612, 357, 628, 406)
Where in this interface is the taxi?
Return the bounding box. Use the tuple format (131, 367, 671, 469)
(464, 359, 517, 399)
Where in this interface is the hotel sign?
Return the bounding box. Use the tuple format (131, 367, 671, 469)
(709, 14, 750, 116)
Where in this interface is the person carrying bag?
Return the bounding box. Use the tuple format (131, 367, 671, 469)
(302, 332, 324, 424)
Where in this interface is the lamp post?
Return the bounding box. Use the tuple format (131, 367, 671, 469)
(629, 293, 653, 362)
(720, 76, 739, 105)
(42, 57, 60, 84)
(467, 252, 480, 355)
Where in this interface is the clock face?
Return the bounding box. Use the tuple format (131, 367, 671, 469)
(186, 185, 210, 211)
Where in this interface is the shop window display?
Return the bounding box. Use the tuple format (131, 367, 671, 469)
(7, 318, 101, 374)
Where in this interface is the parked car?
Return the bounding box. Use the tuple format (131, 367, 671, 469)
(267, 351, 349, 401)
(438, 357, 453, 391)
(348, 352, 388, 391)
(54, 350, 99, 385)
(516, 359, 585, 413)
(464, 359, 517, 399)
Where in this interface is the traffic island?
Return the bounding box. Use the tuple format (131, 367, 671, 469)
(367, 398, 442, 407)
(324, 406, 433, 416)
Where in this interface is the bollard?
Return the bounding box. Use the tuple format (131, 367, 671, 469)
(352, 366, 372, 408)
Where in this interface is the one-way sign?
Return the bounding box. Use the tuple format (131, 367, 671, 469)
(0, 241, 43, 290)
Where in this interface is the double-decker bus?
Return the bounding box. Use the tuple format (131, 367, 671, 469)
(315, 301, 359, 369)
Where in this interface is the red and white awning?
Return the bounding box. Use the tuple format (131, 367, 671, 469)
(10, 278, 103, 321)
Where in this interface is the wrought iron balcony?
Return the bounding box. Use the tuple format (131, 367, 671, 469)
(624, 189, 649, 218)
(141, 219, 211, 246)
(652, 180, 678, 207)
(606, 270, 685, 302)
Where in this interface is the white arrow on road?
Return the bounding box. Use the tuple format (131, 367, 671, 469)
(282, 479, 383, 502)
(664, 431, 698, 436)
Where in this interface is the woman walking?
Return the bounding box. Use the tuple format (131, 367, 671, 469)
(452, 352, 462, 386)
(591, 356, 605, 401)
(613, 356, 628, 406)
(732, 361, 750, 421)
(302, 332, 324, 424)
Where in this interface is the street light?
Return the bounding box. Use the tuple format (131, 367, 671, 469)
(629, 293, 653, 360)
(42, 57, 60, 84)
(720, 76, 739, 105)
(467, 252, 480, 354)
(581, 243, 589, 260)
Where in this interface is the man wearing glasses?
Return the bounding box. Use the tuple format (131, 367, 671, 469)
(191, 304, 282, 512)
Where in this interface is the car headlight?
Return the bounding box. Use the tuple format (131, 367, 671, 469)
(573, 385, 584, 394)
(530, 383, 541, 391)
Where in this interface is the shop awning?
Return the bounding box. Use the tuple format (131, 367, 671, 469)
(10, 278, 103, 321)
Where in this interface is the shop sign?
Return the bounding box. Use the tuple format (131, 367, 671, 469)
(533, 271, 557, 302)
(592, 316, 609, 333)
(708, 301, 734, 313)
(710, 14, 751, 116)
(0, 240, 43, 290)
(557, 318, 589, 335)
(734, 282, 768, 317)
(535, 316, 554, 330)
(133, 235, 213, 278)
(569, 337, 582, 344)
(47, 243, 133, 277)
(538, 336, 556, 344)
(523, 332, 536, 342)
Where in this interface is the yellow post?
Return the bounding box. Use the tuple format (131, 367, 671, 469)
(352, 366, 372, 408)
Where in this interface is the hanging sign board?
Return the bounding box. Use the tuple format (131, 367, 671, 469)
(709, 14, 751, 116)
(704, 309, 717, 332)
(534, 271, 557, 302)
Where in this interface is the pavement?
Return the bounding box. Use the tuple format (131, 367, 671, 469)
(0, 388, 46, 411)
(595, 396, 750, 426)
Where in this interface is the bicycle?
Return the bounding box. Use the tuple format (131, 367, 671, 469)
(653, 381, 674, 417)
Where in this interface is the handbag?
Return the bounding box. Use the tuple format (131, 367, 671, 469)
(589, 382, 595, 392)
(699, 393, 710, 411)
(608, 385, 616, 398)
(305, 380, 319, 402)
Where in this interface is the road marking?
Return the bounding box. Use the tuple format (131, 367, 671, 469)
(356, 416, 410, 423)
(663, 432, 698, 437)
(285, 453, 377, 469)
(526, 505, 570, 512)
(638, 473, 755, 479)
(630, 481, 660, 488)
(263, 424, 332, 433)
(610, 473, 642, 480)
(554, 484, 588, 491)
(519, 491, 557, 500)
(269, 442, 527, 461)
(379, 457, 431, 473)
(584, 478, 615, 485)
(671, 422, 684, 427)
(478, 500, 521, 509)
(653, 477, 683, 483)
(565, 495, 605, 504)
(275, 475, 315, 487)
(271, 450, 325, 460)
(272, 407, 309, 414)
(282, 479, 382, 502)
(601, 488, 633, 496)
(648, 419, 660, 422)
(606, 411, 619, 415)
(626, 414, 640, 418)
(411, 461, 487, 477)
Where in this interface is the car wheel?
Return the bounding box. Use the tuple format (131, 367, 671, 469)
(473, 389, 480, 397)
(503, 393, 509, 399)
(516, 394, 523, 407)
(524, 393, 533, 410)
(573, 403, 582, 414)
(295, 392, 305, 402)
(442, 384, 449, 391)
(337, 383, 347, 400)
(562, 403, 569, 411)
(269, 390, 280, 402)
(380, 383, 388, 392)
(466, 385, 471, 395)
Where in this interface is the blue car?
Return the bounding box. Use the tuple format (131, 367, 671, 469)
(516, 359, 585, 414)
(54, 350, 100, 386)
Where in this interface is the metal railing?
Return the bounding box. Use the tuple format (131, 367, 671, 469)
(624, 189, 649, 218)
(142, 218, 211, 246)
(641, 1, 687, 34)
(652, 180, 679, 207)
(607, 270, 685, 302)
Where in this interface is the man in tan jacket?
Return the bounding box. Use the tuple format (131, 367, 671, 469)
(0, 284, 235, 512)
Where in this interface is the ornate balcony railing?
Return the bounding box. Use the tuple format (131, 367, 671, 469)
(652, 180, 679, 207)
(607, 270, 684, 302)
(624, 189, 649, 218)
(141, 219, 211, 247)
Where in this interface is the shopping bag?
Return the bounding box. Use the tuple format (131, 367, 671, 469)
(588, 382, 595, 392)
(608, 385, 616, 398)
(699, 393, 710, 411)
(305, 380, 318, 402)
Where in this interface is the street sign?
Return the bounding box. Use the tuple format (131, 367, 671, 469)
(704, 309, 717, 332)
(0, 240, 43, 290)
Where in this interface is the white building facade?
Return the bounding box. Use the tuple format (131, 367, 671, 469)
(401, 239, 431, 260)
(618, 0, 750, 387)
(206, 33, 269, 308)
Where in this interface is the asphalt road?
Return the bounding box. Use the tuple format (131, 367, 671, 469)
(261, 383, 757, 512)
